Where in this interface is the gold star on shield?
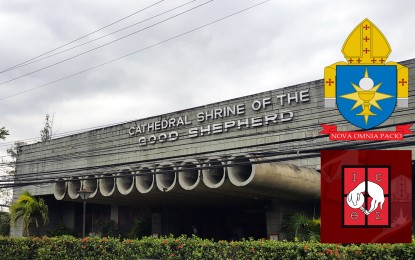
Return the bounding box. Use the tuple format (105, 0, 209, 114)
(340, 68, 393, 124)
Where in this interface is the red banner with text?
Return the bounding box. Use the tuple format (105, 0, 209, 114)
(320, 124, 413, 141)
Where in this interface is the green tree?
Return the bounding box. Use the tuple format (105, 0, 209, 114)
(10, 191, 48, 236)
(0, 141, 27, 208)
(0, 126, 9, 140)
(0, 127, 12, 209)
(6, 141, 27, 175)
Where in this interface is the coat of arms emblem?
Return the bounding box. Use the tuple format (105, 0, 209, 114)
(324, 18, 408, 130)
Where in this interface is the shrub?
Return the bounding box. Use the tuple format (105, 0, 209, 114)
(97, 220, 120, 238)
(279, 212, 320, 241)
(127, 216, 151, 239)
(46, 224, 74, 237)
(0, 235, 414, 259)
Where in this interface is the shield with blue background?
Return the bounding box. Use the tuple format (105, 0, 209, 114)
(336, 65, 397, 130)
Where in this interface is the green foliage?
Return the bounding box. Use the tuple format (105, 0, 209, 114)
(40, 113, 53, 142)
(6, 141, 27, 175)
(10, 191, 49, 236)
(46, 224, 74, 237)
(279, 212, 320, 241)
(6, 141, 27, 161)
(127, 216, 151, 239)
(0, 126, 9, 140)
(0, 235, 414, 259)
(0, 212, 10, 236)
(96, 220, 120, 238)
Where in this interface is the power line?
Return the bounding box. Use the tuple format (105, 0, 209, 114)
(4, 117, 414, 183)
(0, 0, 166, 74)
(0, 0, 200, 72)
(0, 82, 324, 149)
(2, 103, 414, 174)
(3, 103, 414, 186)
(2, 137, 412, 189)
(0, 102, 346, 168)
(2, 82, 413, 154)
(0, 0, 215, 88)
(2, 72, 414, 185)
(7, 101, 414, 169)
(0, 0, 271, 101)
(1, 123, 412, 186)
(1, 111, 336, 180)
(0, 78, 321, 148)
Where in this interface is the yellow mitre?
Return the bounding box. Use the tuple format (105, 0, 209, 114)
(342, 18, 391, 64)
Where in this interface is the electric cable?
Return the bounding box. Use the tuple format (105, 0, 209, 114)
(0, 0, 166, 74)
(2, 102, 409, 174)
(7, 103, 413, 170)
(0, 0, 271, 101)
(1, 0, 200, 72)
(0, 0, 215, 88)
(3, 122, 415, 184)
(1, 137, 413, 189)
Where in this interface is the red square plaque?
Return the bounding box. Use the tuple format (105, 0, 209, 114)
(321, 150, 412, 243)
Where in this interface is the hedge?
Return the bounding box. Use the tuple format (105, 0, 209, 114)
(0, 235, 414, 259)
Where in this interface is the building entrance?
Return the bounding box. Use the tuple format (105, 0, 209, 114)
(162, 206, 267, 241)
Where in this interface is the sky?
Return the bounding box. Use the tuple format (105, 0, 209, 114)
(0, 0, 415, 163)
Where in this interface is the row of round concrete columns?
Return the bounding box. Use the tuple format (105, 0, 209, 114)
(54, 155, 320, 200)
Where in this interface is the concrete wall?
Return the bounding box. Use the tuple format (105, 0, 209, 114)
(17, 82, 322, 180)
(15, 59, 415, 198)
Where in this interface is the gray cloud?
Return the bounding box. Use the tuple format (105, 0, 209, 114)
(1, 0, 415, 160)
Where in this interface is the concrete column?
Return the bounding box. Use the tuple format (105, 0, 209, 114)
(266, 200, 284, 240)
(110, 205, 119, 223)
(151, 212, 161, 236)
(266, 200, 301, 240)
(62, 203, 75, 230)
(9, 218, 24, 237)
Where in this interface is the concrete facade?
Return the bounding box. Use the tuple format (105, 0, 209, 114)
(11, 58, 415, 238)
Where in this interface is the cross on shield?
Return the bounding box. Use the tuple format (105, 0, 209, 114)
(336, 65, 397, 130)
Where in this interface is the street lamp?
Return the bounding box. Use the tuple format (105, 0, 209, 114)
(78, 189, 92, 238)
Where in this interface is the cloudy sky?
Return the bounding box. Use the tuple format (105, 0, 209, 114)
(0, 0, 415, 161)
